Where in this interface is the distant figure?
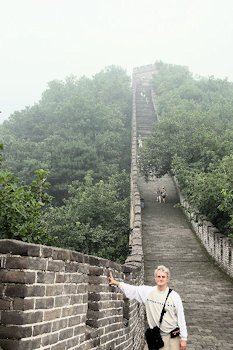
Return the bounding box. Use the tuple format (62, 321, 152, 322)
(156, 187, 161, 203)
(138, 134, 143, 148)
(161, 187, 167, 203)
(140, 88, 146, 98)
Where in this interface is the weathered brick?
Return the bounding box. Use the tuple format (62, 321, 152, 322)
(88, 275, 107, 284)
(13, 298, 34, 311)
(0, 325, 32, 338)
(52, 318, 68, 332)
(62, 304, 87, 317)
(33, 322, 52, 336)
(50, 340, 67, 350)
(37, 271, 55, 283)
(5, 284, 45, 298)
(65, 261, 79, 272)
(76, 284, 87, 293)
(43, 308, 61, 321)
(70, 251, 85, 263)
(35, 297, 54, 309)
(64, 273, 86, 284)
(51, 248, 70, 261)
(5, 256, 46, 270)
(55, 273, 66, 283)
(41, 332, 59, 346)
(70, 294, 86, 305)
(46, 284, 63, 296)
(63, 284, 78, 294)
(0, 338, 42, 350)
(0, 298, 11, 310)
(1, 310, 43, 325)
(0, 270, 36, 284)
(41, 246, 53, 258)
(89, 266, 103, 276)
(0, 283, 4, 296)
(68, 315, 86, 327)
(88, 284, 109, 293)
(54, 295, 70, 308)
(27, 245, 41, 257)
(47, 260, 65, 272)
(78, 263, 89, 274)
(88, 292, 101, 302)
(59, 327, 73, 341)
(0, 240, 29, 256)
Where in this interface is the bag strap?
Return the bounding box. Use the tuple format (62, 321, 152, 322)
(159, 288, 172, 325)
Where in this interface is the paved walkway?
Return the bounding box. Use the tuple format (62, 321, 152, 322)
(139, 174, 233, 350)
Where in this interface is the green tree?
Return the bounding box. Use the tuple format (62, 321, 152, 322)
(45, 171, 130, 262)
(0, 145, 52, 243)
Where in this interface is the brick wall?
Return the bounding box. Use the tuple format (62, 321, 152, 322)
(173, 176, 233, 278)
(0, 239, 146, 350)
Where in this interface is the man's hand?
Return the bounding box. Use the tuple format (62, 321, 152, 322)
(108, 271, 119, 286)
(180, 339, 187, 350)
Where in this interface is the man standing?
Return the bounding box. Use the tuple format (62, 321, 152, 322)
(109, 265, 187, 350)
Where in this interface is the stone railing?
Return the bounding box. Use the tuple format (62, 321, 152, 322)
(173, 176, 233, 278)
(128, 72, 144, 269)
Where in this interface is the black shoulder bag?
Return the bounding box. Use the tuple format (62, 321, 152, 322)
(145, 288, 172, 350)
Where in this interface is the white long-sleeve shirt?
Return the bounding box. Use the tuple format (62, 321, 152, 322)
(119, 282, 188, 340)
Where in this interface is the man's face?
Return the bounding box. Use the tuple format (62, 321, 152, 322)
(155, 270, 168, 288)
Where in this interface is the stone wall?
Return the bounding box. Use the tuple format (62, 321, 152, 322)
(0, 68, 145, 350)
(173, 176, 233, 278)
(0, 240, 144, 350)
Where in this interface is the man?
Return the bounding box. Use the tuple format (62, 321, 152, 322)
(108, 265, 187, 350)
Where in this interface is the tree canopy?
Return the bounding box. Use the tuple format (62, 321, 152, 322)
(0, 66, 132, 203)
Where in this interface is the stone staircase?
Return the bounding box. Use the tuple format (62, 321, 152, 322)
(136, 84, 157, 139)
(135, 77, 233, 350)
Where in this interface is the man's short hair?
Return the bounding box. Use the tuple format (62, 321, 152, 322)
(154, 265, 170, 279)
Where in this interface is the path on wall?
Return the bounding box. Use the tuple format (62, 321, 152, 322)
(139, 175, 233, 350)
(135, 75, 233, 350)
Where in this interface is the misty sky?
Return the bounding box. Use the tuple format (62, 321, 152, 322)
(1, 0, 233, 122)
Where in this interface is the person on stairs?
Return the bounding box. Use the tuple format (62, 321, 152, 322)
(161, 187, 167, 203)
(109, 265, 187, 350)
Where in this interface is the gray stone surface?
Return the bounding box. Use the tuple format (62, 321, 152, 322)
(139, 175, 233, 349)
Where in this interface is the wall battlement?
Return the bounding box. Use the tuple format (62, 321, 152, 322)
(0, 239, 144, 350)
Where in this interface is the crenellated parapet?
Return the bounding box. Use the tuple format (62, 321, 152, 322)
(173, 175, 233, 278)
(0, 239, 145, 350)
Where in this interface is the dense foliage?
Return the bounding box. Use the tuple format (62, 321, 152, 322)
(0, 66, 132, 262)
(140, 61, 233, 236)
(0, 144, 52, 244)
(45, 171, 130, 262)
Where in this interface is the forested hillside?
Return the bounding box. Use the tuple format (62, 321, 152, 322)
(0, 66, 132, 262)
(140, 61, 233, 237)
